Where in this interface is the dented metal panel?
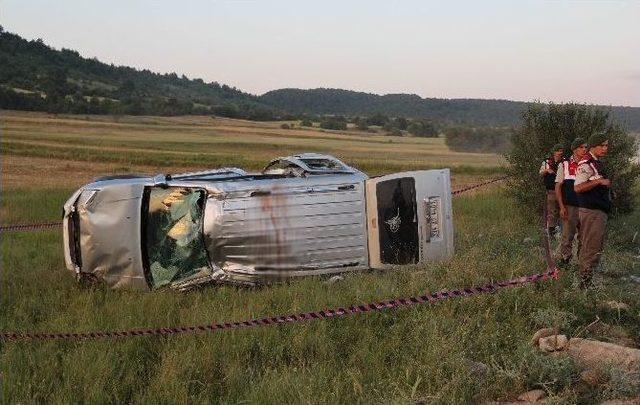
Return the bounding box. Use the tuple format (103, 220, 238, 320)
(203, 180, 368, 282)
(75, 183, 148, 290)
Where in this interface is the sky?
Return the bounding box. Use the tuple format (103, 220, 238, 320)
(2, 0, 639, 106)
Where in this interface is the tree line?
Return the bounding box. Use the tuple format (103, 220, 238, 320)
(3, 27, 640, 132)
(260, 88, 640, 132)
(0, 26, 281, 119)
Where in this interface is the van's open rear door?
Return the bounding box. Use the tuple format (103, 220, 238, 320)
(365, 169, 453, 269)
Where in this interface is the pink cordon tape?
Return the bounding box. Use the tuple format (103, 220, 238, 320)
(0, 175, 525, 342)
(0, 221, 62, 232)
(0, 176, 508, 233)
(0, 267, 558, 341)
(451, 176, 509, 196)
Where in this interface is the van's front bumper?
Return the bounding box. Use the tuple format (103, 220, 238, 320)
(62, 188, 83, 277)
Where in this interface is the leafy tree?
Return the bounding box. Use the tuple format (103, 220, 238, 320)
(0, 28, 279, 118)
(506, 103, 639, 215)
(41, 67, 70, 103)
(408, 120, 438, 137)
(444, 126, 512, 153)
(394, 117, 408, 130)
(212, 104, 240, 118)
(261, 88, 640, 132)
(356, 119, 369, 131)
(120, 79, 135, 95)
(366, 113, 389, 126)
(319, 116, 347, 130)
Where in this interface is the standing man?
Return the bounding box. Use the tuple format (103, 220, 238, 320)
(540, 144, 564, 236)
(574, 132, 611, 288)
(555, 138, 588, 265)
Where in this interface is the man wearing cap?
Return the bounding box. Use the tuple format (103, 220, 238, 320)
(539, 144, 564, 236)
(555, 138, 588, 265)
(574, 132, 611, 288)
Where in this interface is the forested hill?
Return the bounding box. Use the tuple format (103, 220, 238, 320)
(0, 27, 278, 119)
(2, 27, 640, 130)
(260, 88, 640, 131)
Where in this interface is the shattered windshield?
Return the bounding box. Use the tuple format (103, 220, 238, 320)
(144, 187, 210, 289)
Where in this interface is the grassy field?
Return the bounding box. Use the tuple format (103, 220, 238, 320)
(0, 111, 503, 182)
(1, 111, 639, 403)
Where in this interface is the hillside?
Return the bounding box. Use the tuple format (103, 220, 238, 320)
(2, 27, 640, 130)
(260, 88, 640, 131)
(0, 27, 279, 119)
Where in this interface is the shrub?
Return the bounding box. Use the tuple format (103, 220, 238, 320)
(319, 117, 347, 130)
(366, 113, 389, 127)
(506, 103, 640, 215)
(407, 120, 438, 137)
(444, 126, 512, 154)
(300, 118, 313, 127)
(355, 118, 369, 131)
(394, 117, 409, 130)
(280, 123, 291, 130)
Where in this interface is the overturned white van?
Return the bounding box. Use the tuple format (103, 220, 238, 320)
(62, 153, 453, 291)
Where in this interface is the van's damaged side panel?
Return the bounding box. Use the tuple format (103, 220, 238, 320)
(203, 179, 369, 283)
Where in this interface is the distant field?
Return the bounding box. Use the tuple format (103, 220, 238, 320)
(1, 111, 503, 187)
(0, 110, 503, 223)
(1, 111, 638, 403)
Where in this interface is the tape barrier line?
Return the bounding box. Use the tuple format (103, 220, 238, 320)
(0, 176, 508, 233)
(451, 176, 509, 196)
(0, 267, 558, 341)
(0, 221, 62, 232)
(0, 175, 529, 341)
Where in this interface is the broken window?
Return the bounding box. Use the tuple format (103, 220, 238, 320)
(375, 177, 419, 265)
(143, 187, 210, 289)
(300, 158, 341, 170)
(262, 160, 306, 177)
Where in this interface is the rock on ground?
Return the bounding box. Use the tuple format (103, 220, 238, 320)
(539, 335, 568, 352)
(517, 389, 546, 402)
(530, 328, 557, 347)
(567, 338, 640, 372)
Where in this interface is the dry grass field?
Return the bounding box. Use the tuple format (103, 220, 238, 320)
(0, 110, 503, 225)
(1, 111, 638, 403)
(1, 110, 503, 186)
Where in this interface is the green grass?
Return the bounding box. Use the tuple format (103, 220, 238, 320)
(0, 188, 74, 225)
(1, 189, 638, 403)
(1, 112, 638, 403)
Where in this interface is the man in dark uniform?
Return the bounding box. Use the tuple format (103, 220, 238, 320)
(539, 144, 564, 236)
(574, 132, 611, 288)
(555, 138, 588, 265)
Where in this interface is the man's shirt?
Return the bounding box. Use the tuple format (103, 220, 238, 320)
(555, 156, 579, 183)
(574, 152, 601, 186)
